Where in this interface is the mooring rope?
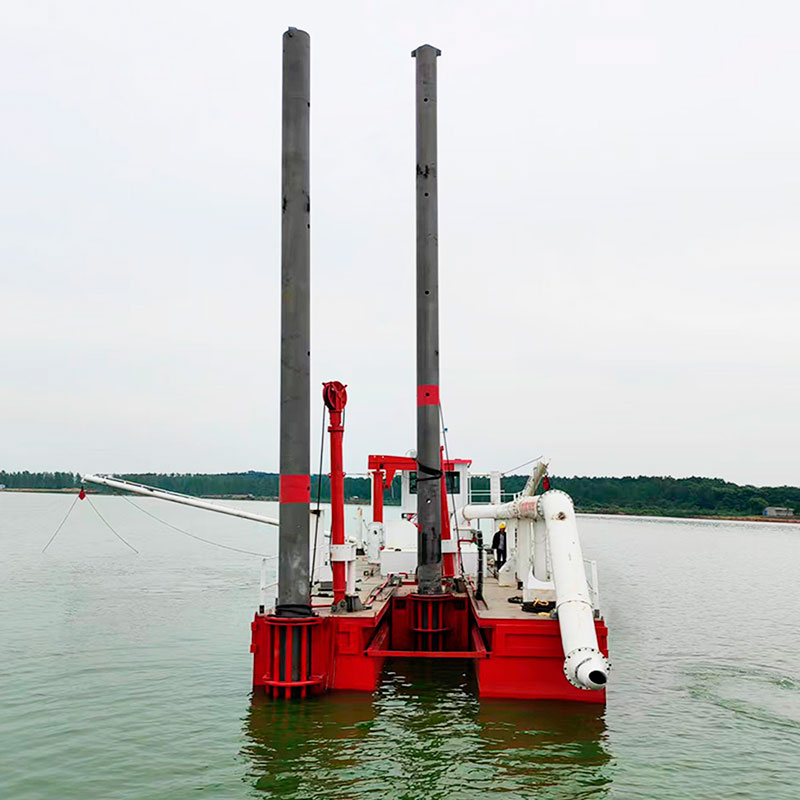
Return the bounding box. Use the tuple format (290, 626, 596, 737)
(120, 495, 273, 558)
(41, 494, 80, 553)
(42, 489, 274, 558)
(85, 496, 139, 553)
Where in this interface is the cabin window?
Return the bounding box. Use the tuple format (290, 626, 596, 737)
(409, 470, 460, 494)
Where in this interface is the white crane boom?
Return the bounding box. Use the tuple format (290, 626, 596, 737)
(81, 474, 280, 527)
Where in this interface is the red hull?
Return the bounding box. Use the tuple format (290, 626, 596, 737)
(251, 589, 608, 702)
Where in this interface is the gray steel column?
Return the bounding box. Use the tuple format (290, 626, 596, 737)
(412, 44, 443, 595)
(278, 27, 311, 615)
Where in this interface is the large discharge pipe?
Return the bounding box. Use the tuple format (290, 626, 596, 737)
(538, 491, 609, 691)
(463, 490, 610, 691)
(412, 43, 443, 595)
(277, 27, 312, 617)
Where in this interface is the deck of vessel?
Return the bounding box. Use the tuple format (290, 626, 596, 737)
(310, 555, 555, 623)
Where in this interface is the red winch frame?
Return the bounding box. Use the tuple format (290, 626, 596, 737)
(367, 453, 472, 580)
(323, 381, 348, 605)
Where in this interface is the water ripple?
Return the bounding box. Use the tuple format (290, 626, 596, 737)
(242, 661, 613, 800)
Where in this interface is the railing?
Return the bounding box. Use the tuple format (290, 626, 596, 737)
(467, 488, 517, 504)
(584, 559, 600, 611)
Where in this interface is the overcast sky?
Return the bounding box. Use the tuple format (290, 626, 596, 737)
(1, 1, 798, 486)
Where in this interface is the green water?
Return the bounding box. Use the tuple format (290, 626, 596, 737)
(2, 494, 799, 798)
(245, 663, 610, 799)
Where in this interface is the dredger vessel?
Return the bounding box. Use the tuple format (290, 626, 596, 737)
(87, 28, 611, 703)
(251, 28, 610, 702)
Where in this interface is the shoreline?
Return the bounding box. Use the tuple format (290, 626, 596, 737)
(579, 511, 800, 525)
(3, 488, 798, 524)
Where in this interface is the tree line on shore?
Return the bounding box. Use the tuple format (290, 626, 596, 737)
(2, 470, 797, 518)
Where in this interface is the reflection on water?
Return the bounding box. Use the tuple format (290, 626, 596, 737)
(243, 659, 612, 800)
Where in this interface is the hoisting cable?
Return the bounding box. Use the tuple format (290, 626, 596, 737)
(41, 494, 81, 553)
(501, 455, 543, 476)
(439, 402, 465, 578)
(85, 495, 139, 553)
(309, 403, 327, 593)
(119, 495, 271, 558)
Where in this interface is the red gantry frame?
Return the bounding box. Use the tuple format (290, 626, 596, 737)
(367, 454, 470, 581)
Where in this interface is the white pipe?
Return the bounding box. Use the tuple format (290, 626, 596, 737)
(489, 471, 502, 504)
(463, 489, 610, 691)
(538, 490, 609, 691)
(82, 474, 280, 526)
(463, 495, 540, 521)
(533, 518, 548, 581)
(516, 519, 532, 586)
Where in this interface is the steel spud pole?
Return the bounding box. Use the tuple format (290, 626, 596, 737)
(412, 44, 443, 595)
(278, 27, 311, 615)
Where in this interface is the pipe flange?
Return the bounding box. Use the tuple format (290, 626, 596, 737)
(563, 646, 611, 689)
(563, 646, 593, 688)
(536, 488, 573, 518)
(563, 646, 612, 672)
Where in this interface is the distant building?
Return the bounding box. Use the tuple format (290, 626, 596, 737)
(764, 506, 794, 518)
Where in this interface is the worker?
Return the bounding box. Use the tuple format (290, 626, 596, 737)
(491, 522, 507, 570)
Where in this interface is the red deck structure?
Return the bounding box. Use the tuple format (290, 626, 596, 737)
(251, 579, 608, 702)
